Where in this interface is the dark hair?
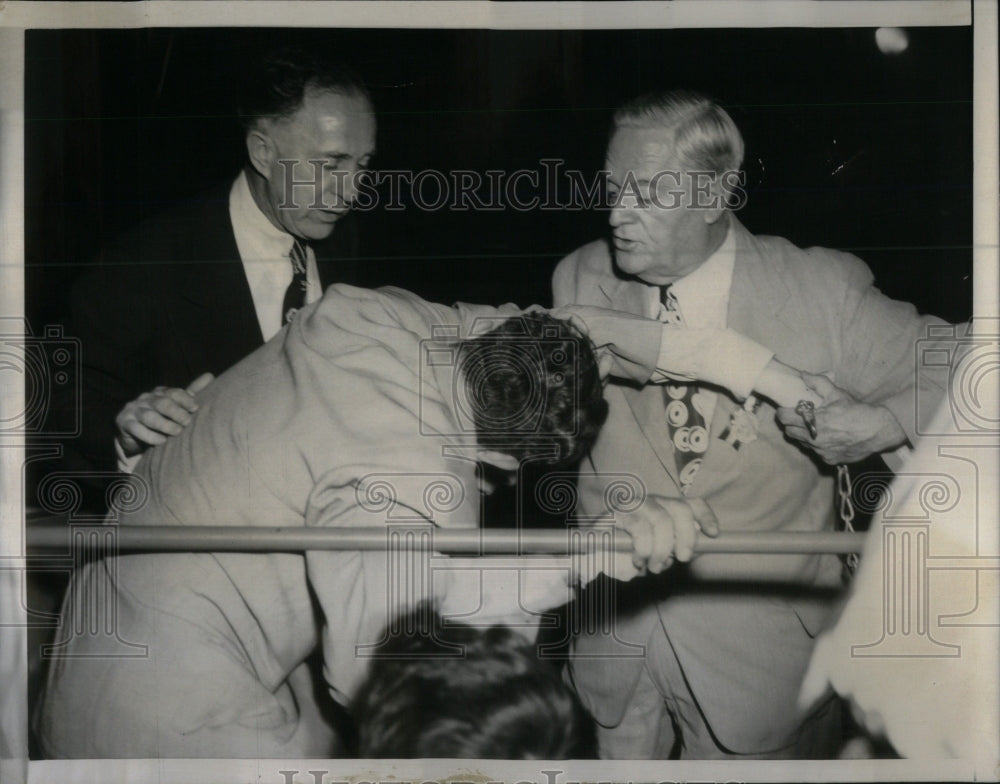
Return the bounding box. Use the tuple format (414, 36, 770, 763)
(352, 605, 595, 759)
(458, 313, 608, 468)
(237, 46, 371, 132)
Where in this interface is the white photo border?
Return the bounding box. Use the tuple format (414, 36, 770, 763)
(1, 2, 996, 783)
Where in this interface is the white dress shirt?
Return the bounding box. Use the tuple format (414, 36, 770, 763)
(230, 170, 322, 342)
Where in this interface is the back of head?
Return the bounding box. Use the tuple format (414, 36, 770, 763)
(458, 313, 608, 468)
(613, 89, 744, 180)
(353, 605, 595, 758)
(237, 45, 371, 132)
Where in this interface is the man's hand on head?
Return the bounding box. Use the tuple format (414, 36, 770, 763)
(548, 304, 664, 383)
(776, 372, 907, 465)
(115, 372, 215, 458)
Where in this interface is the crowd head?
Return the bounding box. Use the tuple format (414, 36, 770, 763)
(353, 605, 595, 758)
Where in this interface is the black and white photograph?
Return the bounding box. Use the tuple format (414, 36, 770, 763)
(1, 2, 997, 783)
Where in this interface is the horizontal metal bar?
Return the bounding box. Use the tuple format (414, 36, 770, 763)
(25, 525, 868, 555)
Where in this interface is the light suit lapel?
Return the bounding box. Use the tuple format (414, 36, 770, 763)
(684, 219, 802, 498)
(726, 219, 800, 357)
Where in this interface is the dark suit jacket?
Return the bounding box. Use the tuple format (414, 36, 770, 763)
(51, 179, 363, 484)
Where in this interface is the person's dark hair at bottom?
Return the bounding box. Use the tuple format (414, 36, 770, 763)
(352, 604, 595, 758)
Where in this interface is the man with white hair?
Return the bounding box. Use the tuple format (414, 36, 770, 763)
(554, 90, 952, 758)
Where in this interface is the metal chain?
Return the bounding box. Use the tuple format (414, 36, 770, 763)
(837, 464, 860, 574)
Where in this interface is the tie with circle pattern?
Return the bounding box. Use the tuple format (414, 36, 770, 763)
(659, 285, 709, 494)
(282, 239, 309, 325)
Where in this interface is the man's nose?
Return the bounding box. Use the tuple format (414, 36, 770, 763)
(325, 166, 360, 206)
(341, 167, 361, 205)
(608, 204, 632, 228)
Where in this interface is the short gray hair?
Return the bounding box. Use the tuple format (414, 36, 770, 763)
(613, 90, 745, 177)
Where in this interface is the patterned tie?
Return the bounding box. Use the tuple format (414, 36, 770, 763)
(659, 285, 709, 494)
(282, 239, 309, 325)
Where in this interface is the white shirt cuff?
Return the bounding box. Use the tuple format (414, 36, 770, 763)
(114, 438, 143, 475)
(651, 327, 774, 400)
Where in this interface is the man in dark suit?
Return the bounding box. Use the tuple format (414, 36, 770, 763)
(56, 47, 376, 483)
(553, 90, 952, 759)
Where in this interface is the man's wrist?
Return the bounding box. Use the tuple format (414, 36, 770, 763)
(871, 405, 909, 454)
(845, 405, 909, 464)
(755, 359, 811, 408)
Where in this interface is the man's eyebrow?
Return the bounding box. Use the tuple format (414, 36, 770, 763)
(320, 150, 376, 163)
(607, 177, 651, 188)
(608, 177, 652, 188)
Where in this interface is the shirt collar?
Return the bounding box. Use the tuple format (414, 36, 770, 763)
(669, 216, 736, 329)
(230, 169, 297, 259)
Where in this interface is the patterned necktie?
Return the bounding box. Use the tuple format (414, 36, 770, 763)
(282, 240, 309, 325)
(659, 285, 709, 494)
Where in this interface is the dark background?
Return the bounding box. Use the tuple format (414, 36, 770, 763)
(26, 26, 972, 330)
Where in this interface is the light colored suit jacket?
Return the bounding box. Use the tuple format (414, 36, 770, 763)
(553, 218, 950, 748)
(37, 283, 667, 758)
(37, 285, 521, 757)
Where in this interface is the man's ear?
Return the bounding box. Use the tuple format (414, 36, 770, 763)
(702, 179, 729, 225)
(246, 126, 276, 180)
(476, 449, 521, 473)
(703, 204, 727, 225)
